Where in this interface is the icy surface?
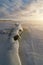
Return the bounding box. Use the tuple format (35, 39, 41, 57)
(0, 21, 43, 65)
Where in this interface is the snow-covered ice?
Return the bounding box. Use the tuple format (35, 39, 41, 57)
(0, 20, 43, 65)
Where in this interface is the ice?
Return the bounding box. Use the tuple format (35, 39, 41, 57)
(0, 20, 43, 65)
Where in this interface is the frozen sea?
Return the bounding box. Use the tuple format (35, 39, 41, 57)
(0, 20, 43, 65)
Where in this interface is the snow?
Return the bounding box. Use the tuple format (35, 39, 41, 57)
(0, 20, 43, 65)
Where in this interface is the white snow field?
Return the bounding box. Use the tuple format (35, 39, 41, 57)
(0, 20, 43, 65)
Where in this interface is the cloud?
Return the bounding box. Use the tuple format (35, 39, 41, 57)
(0, 0, 35, 19)
(17, 0, 43, 21)
(0, 0, 43, 21)
(0, 0, 23, 18)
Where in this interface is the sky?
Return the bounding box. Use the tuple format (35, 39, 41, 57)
(0, 0, 43, 21)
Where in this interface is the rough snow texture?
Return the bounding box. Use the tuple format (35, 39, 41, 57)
(0, 21, 43, 65)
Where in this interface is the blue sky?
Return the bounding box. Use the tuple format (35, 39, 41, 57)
(0, 0, 43, 20)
